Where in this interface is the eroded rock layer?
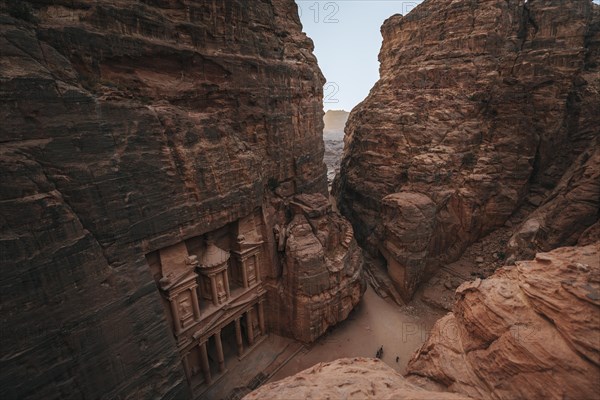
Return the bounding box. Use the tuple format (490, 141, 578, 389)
(407, 244, 600, 400)
(508, 138, 600, 260)
(334, 0, 600, 300)
(275, 193, 365, 342)
(0, 1, 364, 398)
(243, 357, 472, 400)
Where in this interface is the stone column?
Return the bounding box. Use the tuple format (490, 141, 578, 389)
(210, 275, 218, 306)
(255, 254, 261, 283)
(199, 341, 212, 385)
(214, 330, 225, 372)
(223, 273, 231, 299)
(234, 317, 244, 357)
(258, 300, 266, 336)
(241, 261, 249, 288)
(182, 353, 191, 382)
(190, 288, 201, 320)
(246, 309, 255, 346)
(170, 297, 182, 335)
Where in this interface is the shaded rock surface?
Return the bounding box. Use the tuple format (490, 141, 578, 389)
(0, 1, 363, 399)
(333, 0, 600, 300)
(244, 357, 471, 400)
(407, 244, 600, 400)
(508, 138, 600, 260)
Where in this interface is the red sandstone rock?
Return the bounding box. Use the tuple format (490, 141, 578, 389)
(333, 0, 600, 300)
(508, 139, 600, 260)
(243, 357, 472, 400)
(406, 243, 600, 400)
(275, 194, 365, 342)
(0, 1, 363, 398)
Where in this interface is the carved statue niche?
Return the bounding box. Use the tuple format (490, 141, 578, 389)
(197, 239, 231, 306)
(177, 293, 194, 328)
(249, 306, 260, 335)
(273, 224, 287, 252)
(232, 234, 263, 289)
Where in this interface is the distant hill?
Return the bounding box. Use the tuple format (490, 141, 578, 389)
(323, 110, 349, 133)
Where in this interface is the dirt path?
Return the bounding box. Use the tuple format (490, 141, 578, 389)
(270, 285, 444, 381)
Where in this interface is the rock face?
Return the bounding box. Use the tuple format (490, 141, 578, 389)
(243, 357, 472, 400)
(274, 194, 365, 342)
(333, 0, 600, 300)
(407, 244, 600, 400)
(508, 139, 600, 260)
(0, 1, 364, 399)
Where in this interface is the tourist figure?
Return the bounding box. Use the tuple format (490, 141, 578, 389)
(376, 345, 383, 359)
(396, 356, 399, 363)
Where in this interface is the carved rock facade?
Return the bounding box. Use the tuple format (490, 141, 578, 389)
(0, 1, 364, 398)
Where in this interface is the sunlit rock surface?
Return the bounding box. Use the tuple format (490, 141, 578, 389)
(407, 243, 600, 400)
(244, 357, 472, 400)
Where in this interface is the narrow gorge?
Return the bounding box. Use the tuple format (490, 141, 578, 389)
(1, 0, 598, 400)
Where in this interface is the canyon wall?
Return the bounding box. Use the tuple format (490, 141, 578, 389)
(0, 1, 364, 398)
(407, 243, 600, 400)
(334, 0, 600, 300)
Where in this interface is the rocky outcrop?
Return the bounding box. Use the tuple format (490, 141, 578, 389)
(244, 357, 471, 400)
(0, 1, 363, 399)
(273, 193, 365, 342)
(334, 0, 600, 300)
(508, 139, 600, 260)
(407, 244, 600, 400)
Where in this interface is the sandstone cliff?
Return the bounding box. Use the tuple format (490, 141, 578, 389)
(243, 357, 472, 400)
(508, 137, 600, 260)
(274, 194, 365, 342)
(334, 0, 600, 300)
(407, 243, 600, 400)
(0, 1, 364, 398)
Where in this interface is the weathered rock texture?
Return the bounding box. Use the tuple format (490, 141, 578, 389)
(508, 138, 600, 260)
(407, 243, 600, 400)
(0, 1, 364, 398)
(334, 0, 600, 300)
(244, 357, 472, 400)
(273, 194, 365, 342)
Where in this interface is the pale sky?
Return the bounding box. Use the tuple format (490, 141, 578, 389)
(296, 0, 423, 111)
(297, 0, 600, 112)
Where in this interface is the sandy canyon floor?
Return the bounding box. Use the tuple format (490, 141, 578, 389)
(271, 286, 444, 380)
